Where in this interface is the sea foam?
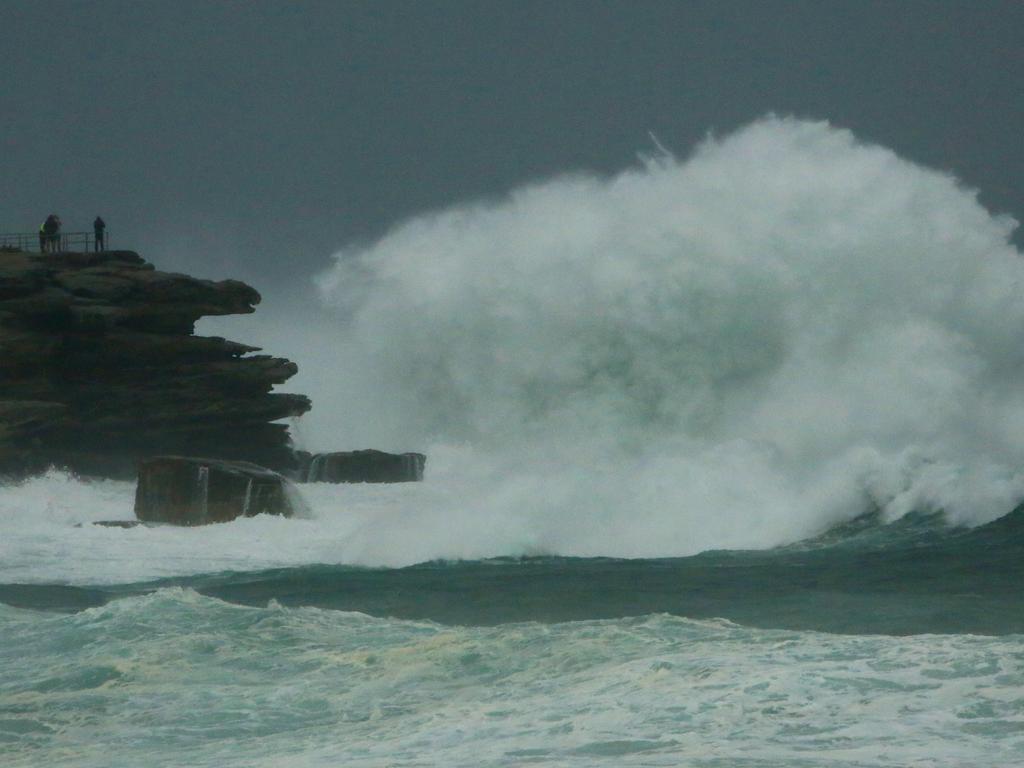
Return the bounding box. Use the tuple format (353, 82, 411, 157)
(304, 116, 1024, 558)
(3, 592, 1021, 768)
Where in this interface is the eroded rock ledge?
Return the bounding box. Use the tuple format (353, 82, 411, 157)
(0, 250, 310, 477)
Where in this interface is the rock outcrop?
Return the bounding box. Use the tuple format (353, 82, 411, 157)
(134, 456, 294, 525)
(0, 250, 310, 477)
(298, 449, 426, 483)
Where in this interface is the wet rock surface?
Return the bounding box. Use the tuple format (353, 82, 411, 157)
(0, 250, 310, 477)
(297, 449, 426, 483)
(134, 456, 294, 525)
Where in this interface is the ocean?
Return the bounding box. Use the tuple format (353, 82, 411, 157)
(1, 472, 1022, 767)
(4, 117, 1024, 765)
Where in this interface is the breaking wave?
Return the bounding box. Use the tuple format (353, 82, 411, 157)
(301, 116, 1024, 559)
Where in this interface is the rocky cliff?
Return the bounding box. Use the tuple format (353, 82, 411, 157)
(0, 249, 310, 477)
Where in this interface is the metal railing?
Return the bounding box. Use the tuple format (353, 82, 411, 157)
(0, 231, 111, 253)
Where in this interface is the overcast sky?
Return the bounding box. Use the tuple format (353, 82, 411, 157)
(3, 0, 1022, 291)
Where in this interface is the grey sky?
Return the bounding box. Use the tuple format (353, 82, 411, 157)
(3, 0, 1023, 290)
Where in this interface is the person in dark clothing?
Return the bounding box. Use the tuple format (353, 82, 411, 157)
(93, 216, 106, 251)
(39, 222, 46, 252)
(43, 214, 58, 253)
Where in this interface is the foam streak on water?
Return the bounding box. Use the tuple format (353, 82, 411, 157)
(2, 591, 1022, 768)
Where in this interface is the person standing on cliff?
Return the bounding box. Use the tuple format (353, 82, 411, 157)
(38, 221, 46, 252)
(93, 216, 106, 251)
(43, 214, 58, 252)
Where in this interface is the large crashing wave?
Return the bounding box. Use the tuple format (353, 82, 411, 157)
(308, 116, 1024, 559)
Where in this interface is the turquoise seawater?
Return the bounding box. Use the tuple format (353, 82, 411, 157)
(3, 590, 1023, 768)
(3, 473, 1024, 766)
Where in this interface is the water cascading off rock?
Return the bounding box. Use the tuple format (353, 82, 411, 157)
(134, 456, 294, 525)
(297, 449, 426, 483)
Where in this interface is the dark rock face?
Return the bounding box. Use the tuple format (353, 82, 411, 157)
(0, 250, 310, 477)
(134, 456, 294, 525)
(298, 449, 426, 483)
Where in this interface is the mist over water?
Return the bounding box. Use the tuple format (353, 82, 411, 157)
(300, 116, 1024, 560)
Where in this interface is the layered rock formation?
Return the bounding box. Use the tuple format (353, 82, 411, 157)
(0, 249, 310, 477)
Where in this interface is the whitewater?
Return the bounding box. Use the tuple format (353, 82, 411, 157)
(303, 115, 1024, 559)
(3, 117, 1024, 766)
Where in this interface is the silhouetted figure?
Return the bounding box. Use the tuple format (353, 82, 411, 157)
(38, 222, 46, 252)
(93, 216, 106, 251)
(43, 214, 59, 253)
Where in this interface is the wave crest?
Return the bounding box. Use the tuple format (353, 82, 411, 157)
(305, 117, 1024, 558)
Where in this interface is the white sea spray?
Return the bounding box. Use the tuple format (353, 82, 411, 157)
(300, 116, 1024, 558)
(8, 117, 1024, 575)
